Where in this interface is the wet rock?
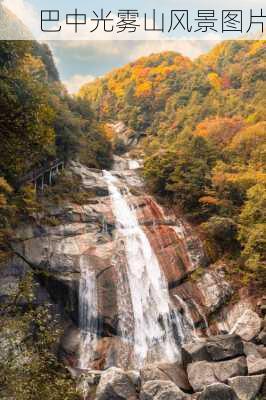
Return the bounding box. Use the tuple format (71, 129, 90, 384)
(127, 370, 141, 390)
(141, 362, 191, 392)
(247, 355, 266, 375)
(230, 310, 262, 341)
(140, 380, 188, 400)
(83, 370, 102, 385)
(95, 367, 138, 400)
(182, 341, 211, 365)
(198, 383, 237, 400)
(182, 334, 243, 364)
(228, 375, 265, 400)
(187, 357, 247, 392)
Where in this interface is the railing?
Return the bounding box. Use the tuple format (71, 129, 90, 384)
(18, 159, 64, 191)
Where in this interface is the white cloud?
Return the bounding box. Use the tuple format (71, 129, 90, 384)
(126, 40, 218, 60)
(3, 0, 38, 33)
(63, 74, 96, 94)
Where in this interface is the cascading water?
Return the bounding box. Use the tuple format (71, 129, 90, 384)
(103, 170, 184, 368)
(78, 258, 99, 370)
(191, 299, 210, 336)
(174, 294, 200, 341)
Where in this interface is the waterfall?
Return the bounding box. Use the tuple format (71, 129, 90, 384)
(103, 170, 184, 368)
(78, 258, 99, 370)
(191, 299, 210, 336)
(128, 159, 140, 170)
(174, 294, 200, 341)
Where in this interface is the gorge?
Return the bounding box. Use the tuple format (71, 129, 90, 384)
(0, 36, 265, 400)
(1, 149, 265, 399)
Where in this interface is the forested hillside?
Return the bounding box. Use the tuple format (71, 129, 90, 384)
(0, 40, 114, 399)
(0, 40, 113, 250)
(80, 40, 266, 285)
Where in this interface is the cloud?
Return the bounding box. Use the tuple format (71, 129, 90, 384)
(2, 0, 38, 33)
(125, 40, 218, 61)
(63, 74, 96, 94)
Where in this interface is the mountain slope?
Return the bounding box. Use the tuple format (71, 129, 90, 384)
(80, 40, 266, 286)
(0, 2, 33, 39)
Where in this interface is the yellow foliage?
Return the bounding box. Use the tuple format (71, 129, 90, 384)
(228, 122, 266, 151)
(208, 72, 222, 91)
(0, 177, 12, 194)
(101, 123, 115, 140)
(135, 81, 152, 97)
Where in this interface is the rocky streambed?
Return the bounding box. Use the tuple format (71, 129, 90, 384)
(79, 330, 266, 400)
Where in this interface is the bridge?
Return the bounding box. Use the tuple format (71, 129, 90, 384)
(18, 159, 64, 191)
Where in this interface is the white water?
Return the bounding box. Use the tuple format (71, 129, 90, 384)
(191, 299, 210, 336)
(78, 258, 98, 370)
(103, 170, 184, 367)
(174, 294, 200, 341)
(128, 159, 140, 170)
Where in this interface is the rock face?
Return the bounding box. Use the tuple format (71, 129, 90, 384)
(140, 380, 188, 400)
(187, 357, 247, 391)
(228, 375, 265, 400)
(2, 160, 215, 369)
(95, 367, 138, 400)
(230, 310, 262, 341)
(196, 270, 233, 314)
(2, 156, 264, 384)
(199, 383, 237, 400)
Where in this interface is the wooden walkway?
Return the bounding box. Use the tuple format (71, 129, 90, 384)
(18, 159, 64, 191)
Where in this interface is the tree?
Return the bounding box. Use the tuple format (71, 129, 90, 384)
(238, 183, 266, 283)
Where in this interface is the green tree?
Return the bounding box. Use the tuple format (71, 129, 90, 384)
(239, 183, 266, 283)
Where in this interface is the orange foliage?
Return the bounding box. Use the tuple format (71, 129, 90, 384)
(194, 117, 244, 147)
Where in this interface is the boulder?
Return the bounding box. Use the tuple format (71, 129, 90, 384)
(230, 310, 262, 341)
(205, 334, 243, 361)
(187, 357, 247, 392)
(213, 356, 247, 383)
(141, 362, 191, 392)
(247, 355, 266, 375)
(257, 345, 266, 359)
(127, 370, 141, 391)
(95, 367, 138, 400)
(187, 361, 217, 391)
(243, 342, 262, 358)
(256, 328, 266, 346)
(182, 334, 243, 364)
(182, 341, 211, 365)
(199, 383, 237, 400)
(228, 375, 265, 400)
(140, 380, 188, 400)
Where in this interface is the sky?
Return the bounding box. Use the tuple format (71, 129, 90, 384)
(51, 40, 217, 93)
(2, 0, 264, 93)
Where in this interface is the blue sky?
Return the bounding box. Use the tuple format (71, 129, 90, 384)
(2, 0, 264, 92)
